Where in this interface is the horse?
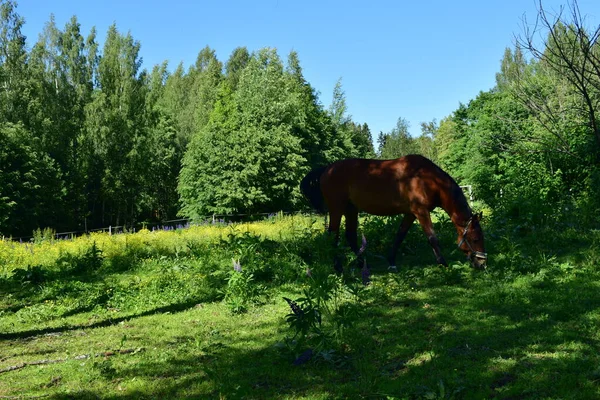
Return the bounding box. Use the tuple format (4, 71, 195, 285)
(300, 154, 487, 272)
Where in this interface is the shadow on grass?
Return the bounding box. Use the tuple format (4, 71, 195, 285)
(357, 263, 600, 398)
(41, 319, 361, 400)
(36, 265, 600, 399)
(0, 299, 208, 341)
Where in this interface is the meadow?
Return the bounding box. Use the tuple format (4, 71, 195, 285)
(1, 214, 600, 399)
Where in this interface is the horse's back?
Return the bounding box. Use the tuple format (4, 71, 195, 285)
(321, 155, 445, 215)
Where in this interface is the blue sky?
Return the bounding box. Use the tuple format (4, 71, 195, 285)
(17, 0, 600, 138)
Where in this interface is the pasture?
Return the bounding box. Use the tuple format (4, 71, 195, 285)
(1, 214, 600, 399)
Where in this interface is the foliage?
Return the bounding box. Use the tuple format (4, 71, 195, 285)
(178, 48, 359, 218)
(0, 123, 65, 236)
(0, 3, 370, 237)
(223, 259, 259, 314)
(32, 227, 56, 244)
(283, 263, 367, 364)
(378, 117, 415, 159)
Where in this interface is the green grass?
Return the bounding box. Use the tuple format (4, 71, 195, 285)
(1, 215, 600, 399)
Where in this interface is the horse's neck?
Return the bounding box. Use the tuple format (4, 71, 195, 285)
(440, 189, 471, 229)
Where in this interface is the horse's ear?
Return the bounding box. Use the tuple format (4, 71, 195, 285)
(476, 211, 483, 221)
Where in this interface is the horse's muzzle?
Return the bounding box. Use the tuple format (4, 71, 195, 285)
(470, 251, 487, 270)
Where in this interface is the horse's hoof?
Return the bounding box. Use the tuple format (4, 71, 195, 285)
(388, 265, 398, 272)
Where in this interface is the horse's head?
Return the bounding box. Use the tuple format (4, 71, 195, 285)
(458, 213, 487, 269)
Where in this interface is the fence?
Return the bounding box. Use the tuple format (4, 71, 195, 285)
(3, 211, 307, 242)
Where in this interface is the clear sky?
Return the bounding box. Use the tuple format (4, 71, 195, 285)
(16, 0, 600, 138)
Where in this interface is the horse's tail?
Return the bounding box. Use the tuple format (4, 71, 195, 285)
(300, 166, 328, 214)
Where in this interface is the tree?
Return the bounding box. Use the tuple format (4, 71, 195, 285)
(517, 0, 600, 157)
(284, 50, 347, 167)
(192, 46, 223, 131)
(225, 46, 250, 90)
(496, 47, 526, 91)
(329, 78, 351, 126)
(327, 77, 361, 158)
(495, 0, 600, 223)
(178, 81, 242, 218)
(144, 62, 180, 220)
(0, 0, 29, 125)
(415, 120, 438, 161)
(349, 122, 375, 158)
(84, 23, 146, 226)
(376, 131, 387, 156)
(169, 45, 224, 147)
(26, 15, 96, 230)
(0, 123, 64, 236)
(160, 62, 190, 152)
(378, 117, 415, 159)
(179, 48, 311, 218)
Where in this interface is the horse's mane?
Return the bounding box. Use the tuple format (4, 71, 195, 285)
(426, 157, 472, 216)
(300, 165, 328, 214)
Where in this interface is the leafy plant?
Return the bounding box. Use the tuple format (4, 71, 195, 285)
(11, 264, 47, 284)
(282, 260, 367, 364)
(32, 227, 56, 244)
(223, 259, 260, 314)
(57, 241, 104, 276)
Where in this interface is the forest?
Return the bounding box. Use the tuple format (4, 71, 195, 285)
(1, 0, 599, 237)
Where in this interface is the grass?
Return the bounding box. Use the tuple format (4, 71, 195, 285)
(1, 214, 600, 399)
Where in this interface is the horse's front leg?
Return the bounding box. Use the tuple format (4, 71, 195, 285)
(388, 213, 416, 270)
(415, 211, 448, 267)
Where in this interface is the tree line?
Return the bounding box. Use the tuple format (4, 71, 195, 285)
(0, 1, 374, 237)
(2, 0, 599, 237)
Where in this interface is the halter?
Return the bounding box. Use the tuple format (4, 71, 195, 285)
(458, 215, 487, 262)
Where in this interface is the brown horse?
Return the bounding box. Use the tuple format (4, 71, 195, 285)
(300, 155, 487, 271)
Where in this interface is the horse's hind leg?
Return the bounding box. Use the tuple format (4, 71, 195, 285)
(327, 209, 344, 273)
(344, 203, 359, 255)
(414, 211, 448, 267)
(345, 204, 370, 284)
(388, 213, 416, 270)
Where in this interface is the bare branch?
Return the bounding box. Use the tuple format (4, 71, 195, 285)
(515, 0, 600, 151)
